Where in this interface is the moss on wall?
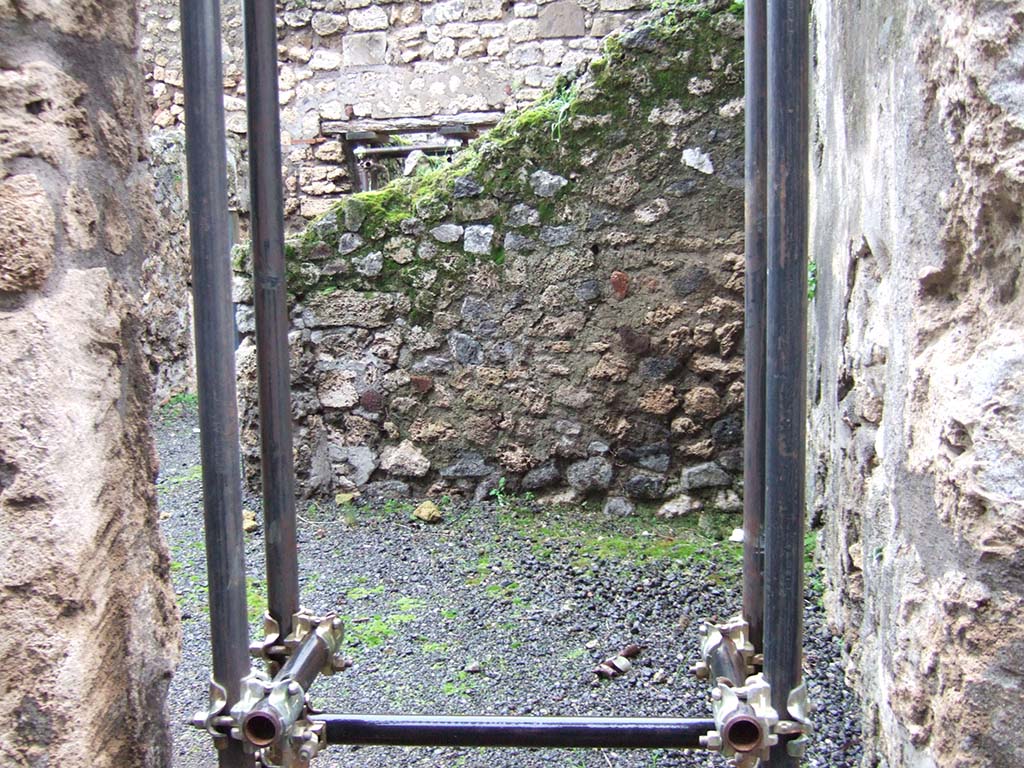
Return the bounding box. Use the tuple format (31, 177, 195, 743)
(238, 2, 743, 321)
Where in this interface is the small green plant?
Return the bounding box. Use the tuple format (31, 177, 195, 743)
(157, 464, 203, 489)
(489, 477, 510, 507)
(441, 670, 479, 697)
(808, 259, 818, 299)
(489, 477, 537, 512)
(160, 391, 198, 419)
(562, 646, 587, 662)
(392, 596, 427, 614)
(382, 499, 414, 516)
(421, 640, 450, 654)
(346, 584, 386, 601)
(547, 81, 578, 140)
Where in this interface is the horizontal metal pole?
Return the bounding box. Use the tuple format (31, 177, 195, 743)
(355, 143, 456, 158)
(312, 714, 715, 749)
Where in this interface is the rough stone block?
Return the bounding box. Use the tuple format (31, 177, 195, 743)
(464, 0, 504, 21)
(380, 440, 431, 476)
(349, 5, 389, 30)
(566, 456, 613, 493)
(306, 291, 407, 328)
(538, 1, 585, 38)
(463, 224, 494, 254)
(679, 461, 730, 491)
(0, 174, 54, 292)
(423, 0, 465, 25)
(343, 33, 388, 65)
(312, 12, 346, 36)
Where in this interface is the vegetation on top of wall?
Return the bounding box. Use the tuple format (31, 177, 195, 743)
(234, 0, 743, 316)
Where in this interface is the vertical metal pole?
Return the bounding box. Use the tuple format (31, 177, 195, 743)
(764, 0, 809, 765)
(179, 1, 254, 765)
(743, 0, 768, 657)
(242, 0, 301, 638)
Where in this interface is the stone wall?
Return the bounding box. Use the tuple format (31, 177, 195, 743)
(234, 5, 747, 507)
(139, 0, 647, 225)
(810, 1, 1024, 765)
(137, 0, 648, 397)
(0, 2, 178, 766)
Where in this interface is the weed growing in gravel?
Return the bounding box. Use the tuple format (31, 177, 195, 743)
(562, 646, 588, 662)
(805, 529, 826, 607)
(420, 640, 450, 654)
(483, 582, 521, 601)
(497, 504, 743, 573)
(382, 498, 416, 516)
(488, 477, 537, 510)
(339, 593, 428, 653)
(157, 464, 202, 489)
(441, 670, 480, 698)
(346, 584, 385, 600)
(392, 596, 427, 613)
(159, 391, 198, 420)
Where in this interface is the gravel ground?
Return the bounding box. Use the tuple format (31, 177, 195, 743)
(156, 404, 861, 768)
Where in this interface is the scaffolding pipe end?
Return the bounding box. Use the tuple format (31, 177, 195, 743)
(242, 709, 283, 747)
(722, 713, 765, 754)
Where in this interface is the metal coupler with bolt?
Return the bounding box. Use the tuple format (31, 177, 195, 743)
(193, 611, 349, 767)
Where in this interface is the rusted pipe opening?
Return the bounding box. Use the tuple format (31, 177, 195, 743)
(722, 714, 764, 753)
(242, 710, 282, 747)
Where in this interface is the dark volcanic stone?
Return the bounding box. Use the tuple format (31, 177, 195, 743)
(717, 448, 743, 472)
(454, 176, 484, 198)
(362, 480, 411, 499)
(574, 279, 601, 302)
(411, 356, 452, 374)
(620, 25, 658, 51)
(522, 462, 561, 490)
(461, 296, 495, 324)
(440, 452, 492, 478)
(449, 332, 483, 365)
(486, 340, 517, 364)
(639, 356, 680, 380)
(566, 457, 613, 493)
(673, 267, 710, 298)
(679, 461, 730, 491)
(359, 389, 384, 412)
(665, 178, 699, 197)
(623, 473, 667, 500)
(410, 375, 434, 394)
(711, 413, 743, 447)
(617, 327, 651, 355)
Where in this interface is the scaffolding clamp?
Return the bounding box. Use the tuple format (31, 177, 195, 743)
(189, 677, 233, 750)
(691, 616, 757, 681)
(777, 681, 815, 757)
(700, 672, 779, 767)
(250, 610, 351, 675)
(232, 613, 345, 765)
(227, 670, 325, 767)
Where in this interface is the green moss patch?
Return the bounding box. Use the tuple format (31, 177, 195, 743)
(245, 2, 744, 320)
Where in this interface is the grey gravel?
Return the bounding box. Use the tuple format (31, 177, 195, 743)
(157, 404, 861, 768)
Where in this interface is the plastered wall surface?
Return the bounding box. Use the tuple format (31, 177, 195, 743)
(809, 1, 1024, 765)
(0, 2, 179, 765)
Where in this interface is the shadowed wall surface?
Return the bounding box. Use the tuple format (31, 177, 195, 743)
(0, 2, 179, 765)
(809, 1, 1024, 765)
